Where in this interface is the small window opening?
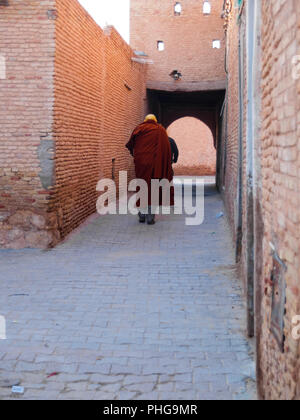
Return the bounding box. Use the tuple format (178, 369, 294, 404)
(174, 2, 182, 15)
(212, 40, 221, 49)
(203, 1, 211, 15)
(157, 41, 165, 51)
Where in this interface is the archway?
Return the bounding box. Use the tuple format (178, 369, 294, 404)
(167, 117, 216, 176)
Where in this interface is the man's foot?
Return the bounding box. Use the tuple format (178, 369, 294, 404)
(138, 212, 146, 223)
(147, 215, 155, 225)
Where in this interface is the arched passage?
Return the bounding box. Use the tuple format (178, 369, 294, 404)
(167, 117, 216, 176)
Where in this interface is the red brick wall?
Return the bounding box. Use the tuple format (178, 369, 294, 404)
(258, 0, 300, 400)
(167, 117, 216, 175)
(224, 0, 300, 400)
(222, 5, 240, 241)
(130, 0, 226, 90)
(0, 0, 59, 249)
(0, 0, 147, 247)
(53, 0, 146, 239)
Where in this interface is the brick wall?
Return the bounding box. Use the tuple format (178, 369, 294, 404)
(0, 0, 147, 247)
(130, 0, 226, 91)
(53, 0, 146, 239)
(224, 0, 300, 400)
(258, 0, 300, 400)
(0, 0, 59, 249)
(167, 117, 216, 175)
(221, 4, 240, 242)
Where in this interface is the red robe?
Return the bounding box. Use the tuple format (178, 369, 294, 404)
(126, 120, 174, 206)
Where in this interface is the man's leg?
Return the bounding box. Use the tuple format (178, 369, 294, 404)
(138, 211, 146, 223)
(146, 206, 156, 225)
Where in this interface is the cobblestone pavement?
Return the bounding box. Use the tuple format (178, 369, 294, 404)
(0, 180, 256, 400)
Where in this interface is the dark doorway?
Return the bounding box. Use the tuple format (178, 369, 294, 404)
(147, 88, 225, 184)
(147, 89, 225, 147)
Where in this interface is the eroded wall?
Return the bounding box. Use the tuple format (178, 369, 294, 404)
(0, 0, 59, 249)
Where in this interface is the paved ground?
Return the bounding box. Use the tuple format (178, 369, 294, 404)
(0, 179, 256, 400)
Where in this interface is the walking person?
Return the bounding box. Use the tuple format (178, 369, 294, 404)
(126, 114, 174, 225)
(168, 136, 179, 176)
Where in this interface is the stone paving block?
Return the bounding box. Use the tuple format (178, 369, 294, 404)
(90, 374, 124, 384)
(65, 382, 88, 392)
(117, 391, 138, 400)
(77, 363, 111, 375)
(156, 382, 175, 392)
(93, 392, 117, 400)
(135, 391, 160, 400)
(61, 391, 96, 400)
(111, 364, 142, 375)
(98, 383, 122, 393)
(47, 373, 90, 383)
(124, 382, 155, 393)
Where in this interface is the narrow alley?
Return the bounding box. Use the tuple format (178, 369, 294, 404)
(1, 0, 299, 402)
(0, 180, 256, 400)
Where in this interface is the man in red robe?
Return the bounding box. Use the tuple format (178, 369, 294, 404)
(126, 114, 174, 225)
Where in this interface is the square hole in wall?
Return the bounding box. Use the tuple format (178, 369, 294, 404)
(212, 40, 221, 49)
(174, 2, 182, 16)
(203, 1, 211, 15)
(157, 41, 165, 51)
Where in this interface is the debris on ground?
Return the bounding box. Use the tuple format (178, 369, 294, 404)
(47, 372, 59, 379)
(11, 386, 24, 394)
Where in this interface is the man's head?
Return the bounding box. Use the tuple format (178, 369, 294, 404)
(144, 114, 158, 123)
